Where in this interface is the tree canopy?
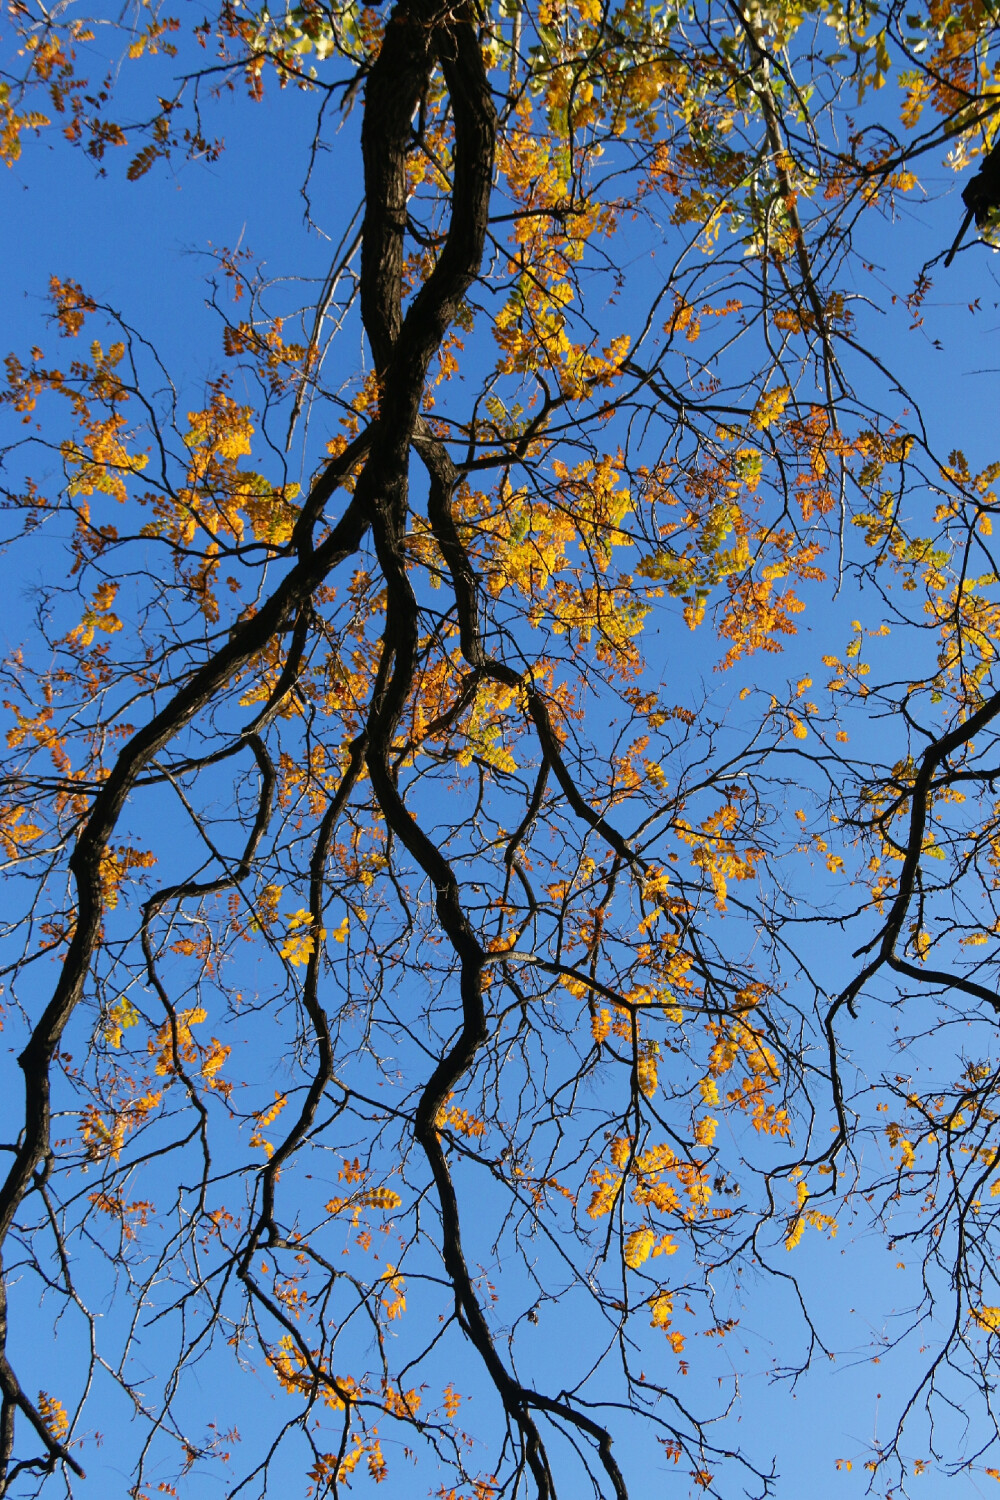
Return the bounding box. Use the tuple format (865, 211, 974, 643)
(3, 0, 1000, 1494)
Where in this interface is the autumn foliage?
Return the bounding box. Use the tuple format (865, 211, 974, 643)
(4, 0, 1000, 1494)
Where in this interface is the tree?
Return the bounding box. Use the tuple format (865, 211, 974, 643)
(3, 0, 1000, 1493)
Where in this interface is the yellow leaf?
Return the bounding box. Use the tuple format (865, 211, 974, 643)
(698, 1077, 719, 1106)
(591, 1008, 611, 1045)
(751, 385, 791, 431)
(358, 1187, 402, 1212)
(637, 1040, 659, 1097)
(37, 1392, 69, 1442)
(649, 1290, 674, 1327)
(624, 1226, 656, 1268)
(103, 996, 140, 1048)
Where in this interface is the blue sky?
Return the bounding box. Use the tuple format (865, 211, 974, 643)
(6, 11, 1000, 1499)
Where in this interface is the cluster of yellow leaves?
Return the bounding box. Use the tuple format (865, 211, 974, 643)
(64, 581, 123, 649)
(455, 680, 520, 774)
(510, 1165, 577, 1211)
(896, 0, 1000, 125)
(269, 1336, 360, 1410)
(5, 281, 317, 623)
(494, 103, 625, 399)
(648, 1290, 686, 1352)
(589, 1008, 614, 1046)
(62, 344, 149, 504)
(717, 530, 825, 670)
(624, 405, 847, 670)
(307, 1435, 387, 1492)
(103, 995, 141, 1048)
(87, 1188, 153, 1241)
(1, 6, 118, 165)
(1, 297, 156, 571)
(624, 1225, 678, 1267)
(638, 493, 752, 635)
(0, 82, 50, 166)
(588, 1135, 713, 1229)
(380, 1264, 406, 1321)
(0, 803, 43, 860)
(784, 1177, 836, 1251)
(461, 455, 647, 673)
(6, 702, 71, 776)
(972, 1306, 1000, 1334)
(382, 1383, 423, 1420)
(80, 1085, 161, 1162)
(325, 1159, 402, 1225)
(885, 1119, 918, 1172)
(270, 1339, 424, 1488)
(99, 843, 156, 910)
(435, 1478, 497, 1500)
(751, 385, 792, 431)
(37, 1391, 69, 1443)
(636, 1039, 661, 1098)
(148, 1007, 230, 1092)
(436, 1094, 490, 1138)
(637, 429, 828, 665)
(704, 1015, 790, 1139)
(675, 802, 763, 912)
(130, 384, 300, 619)
(442, 1384, 462, 1419)
(324, 1184, 403, 1222)
(48, 277, 96, 337)
(249, 1091, 288, 1157)
(255, 882, 284, 930)
(279, 908, 325, 967)
(222, 315, 311, 396)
